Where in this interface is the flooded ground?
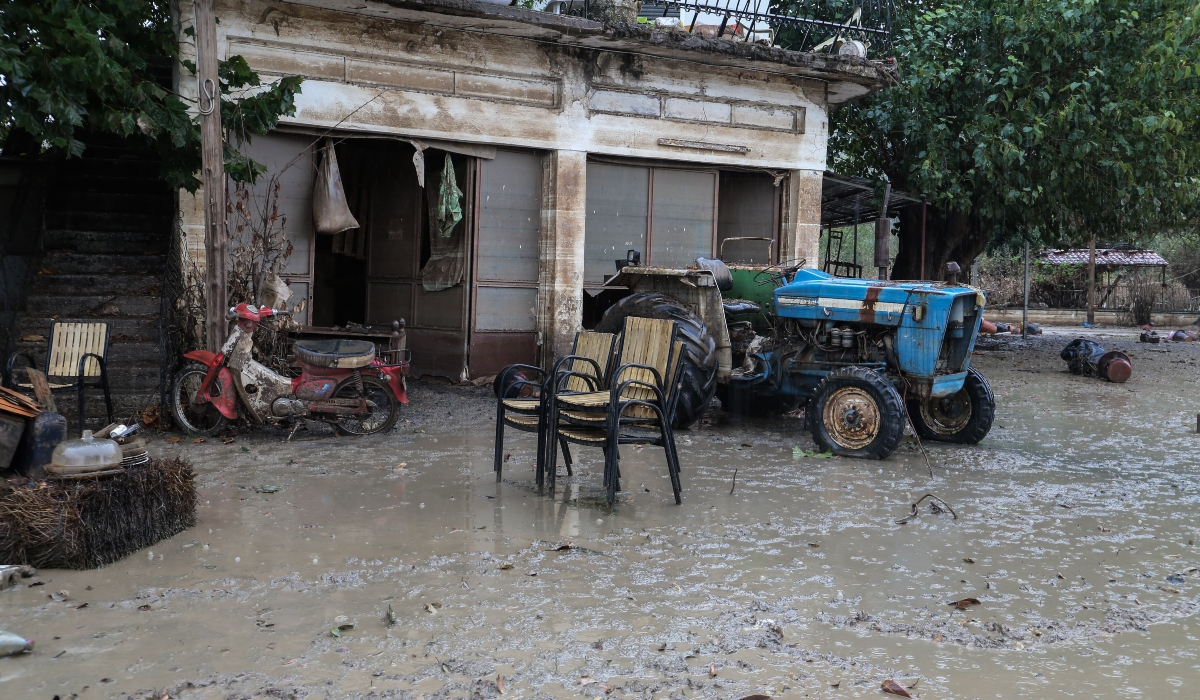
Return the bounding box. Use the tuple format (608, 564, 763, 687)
(3, 327, 1200, 699)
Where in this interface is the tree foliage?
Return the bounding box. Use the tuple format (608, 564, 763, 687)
(0, 0, 301, 191)
(828, 0, 1200, 276)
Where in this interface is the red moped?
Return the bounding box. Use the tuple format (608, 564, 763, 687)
(170, 303, 408, 436)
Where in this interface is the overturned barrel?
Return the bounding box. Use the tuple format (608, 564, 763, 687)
(1097, 350, 1132, 383)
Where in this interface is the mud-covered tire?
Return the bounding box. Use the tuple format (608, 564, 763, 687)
(331, 376, 400, 436)
(170, 363, 228, 436)
(806, 366, 905, 459)
(907, 367, 995, 444)
(596, 291, 717, 429)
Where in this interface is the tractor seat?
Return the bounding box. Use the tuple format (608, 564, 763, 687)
(695, 257, 734, 292)
(722, 299, 761, 317)
(293, 339, 376, 369)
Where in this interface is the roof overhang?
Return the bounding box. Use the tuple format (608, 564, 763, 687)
(276, 0, 898, 105)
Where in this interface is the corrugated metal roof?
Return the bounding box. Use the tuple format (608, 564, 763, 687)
(1037, 248, 1168, 267)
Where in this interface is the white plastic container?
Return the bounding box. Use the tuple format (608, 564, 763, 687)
(48, 430, 122, 475)
(0, 630, 33, 656)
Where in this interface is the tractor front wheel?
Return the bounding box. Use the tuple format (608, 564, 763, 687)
(907, 367, 995, 444)
(806, 367, 905, 459)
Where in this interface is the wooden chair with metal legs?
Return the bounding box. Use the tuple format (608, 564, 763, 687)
(4, 321, 114, 435)
(493, 331, 616, 485)
(546, 318, 685, 505)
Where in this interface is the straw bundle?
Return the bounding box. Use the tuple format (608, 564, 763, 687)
(0, 457, 196, 569)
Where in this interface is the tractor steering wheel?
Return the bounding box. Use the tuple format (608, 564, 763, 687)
(753, 258, 805, 287)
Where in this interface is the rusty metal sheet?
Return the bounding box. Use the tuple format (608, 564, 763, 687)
(477, 150, 542, 283)
(650, 169, 715, 268)
(717, 172, 776, 263)
(585, 162, 649, 285)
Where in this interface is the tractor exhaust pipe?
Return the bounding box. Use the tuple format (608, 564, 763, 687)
(875, 183, 892, 280)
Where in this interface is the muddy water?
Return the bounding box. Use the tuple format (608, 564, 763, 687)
(3, 329, 1200, 699)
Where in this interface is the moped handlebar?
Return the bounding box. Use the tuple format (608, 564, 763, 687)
(226, 305, 292, 320)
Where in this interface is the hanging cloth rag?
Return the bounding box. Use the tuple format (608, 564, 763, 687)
(435, 153, 463, 238)
(420, 154, 466, 291)
(312, 138, 360, 234)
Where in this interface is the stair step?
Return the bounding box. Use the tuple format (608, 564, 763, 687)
(51, 173, 172, 196)
(30, 273, 161, 297)
(43, 230, 169, 254)
(44, 190, 175, 216)
(54, 157, 164, 180)
(44, 210, 172, 233)
(24, 294, 162, 318)
(17, 316, 162, 341)
(40, 252, 166, 275)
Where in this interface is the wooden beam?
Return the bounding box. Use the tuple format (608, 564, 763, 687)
(1087, 235, 1097, 325)
(25, 369, 57, 413)
(194, 0, 228, 352)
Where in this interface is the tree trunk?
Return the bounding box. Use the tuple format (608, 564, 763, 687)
(891, 205, 990, 282)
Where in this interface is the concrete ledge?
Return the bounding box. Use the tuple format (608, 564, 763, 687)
(988, 308, 1200, 328)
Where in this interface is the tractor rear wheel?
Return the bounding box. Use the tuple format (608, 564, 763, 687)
(907, 367, 995, 444)
(596, 291, 717, 429)
(806, 366, 905, 459)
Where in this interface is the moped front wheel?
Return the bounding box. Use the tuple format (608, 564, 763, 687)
(331, 376, 399, 436)
(170, 363, 228, 436)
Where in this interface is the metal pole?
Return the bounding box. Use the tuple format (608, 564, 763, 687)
(195, 0, 227, 352)
(1023, 240, 1030, 340)
(920, 200, 927, 280)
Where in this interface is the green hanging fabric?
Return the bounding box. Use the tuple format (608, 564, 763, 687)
(435, 154, 463, 238)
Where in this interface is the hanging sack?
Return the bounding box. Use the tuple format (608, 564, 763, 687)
(312, 138, 359, 234)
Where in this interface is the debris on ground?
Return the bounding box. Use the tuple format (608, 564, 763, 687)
(1060, 339, 1132, 383)
(895, 494, 958, 524)
(881, 679, 913, 697)
(0, 630, 34, 656)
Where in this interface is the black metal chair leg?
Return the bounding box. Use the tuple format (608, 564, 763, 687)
(99, 367, 113, 425)
(77, 383, 87, 437)
(559, 438, 574, 476)
(493, 402, 506, 479)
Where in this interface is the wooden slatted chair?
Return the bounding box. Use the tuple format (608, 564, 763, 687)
(493, 331, 616, 486)
(546, 317, 685, 505)
(4, 321, 114, 434)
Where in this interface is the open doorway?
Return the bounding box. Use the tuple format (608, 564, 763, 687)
(310, 139, 474, 378)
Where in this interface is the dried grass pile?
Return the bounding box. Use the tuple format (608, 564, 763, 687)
(0, 457, 196, 569)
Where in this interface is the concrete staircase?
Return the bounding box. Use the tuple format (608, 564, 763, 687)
(12, 137, 174, 429)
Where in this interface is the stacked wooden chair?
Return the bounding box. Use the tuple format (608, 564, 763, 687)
(493, 331, 616, 486)
(492, 316, 685, 506)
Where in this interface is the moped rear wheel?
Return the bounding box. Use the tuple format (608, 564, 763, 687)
(331, 376, 400, 436)
(170, 363, 228, 436)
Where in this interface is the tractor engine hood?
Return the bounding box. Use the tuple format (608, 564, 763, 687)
(775, 269, 986, 385)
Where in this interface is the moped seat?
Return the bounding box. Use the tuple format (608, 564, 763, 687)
(293, 339, 376, 369)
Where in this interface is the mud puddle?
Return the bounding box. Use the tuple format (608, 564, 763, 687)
(3, 332, 1200, 698)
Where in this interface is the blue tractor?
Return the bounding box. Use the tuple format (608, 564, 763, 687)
(597, 255, 995, 459)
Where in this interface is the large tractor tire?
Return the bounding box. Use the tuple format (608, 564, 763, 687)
(907, 367, 995, 444)
(806, 366, 905, 459)
(596, 291, 717, 429)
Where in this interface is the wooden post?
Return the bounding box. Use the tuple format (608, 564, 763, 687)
(1022, 240, 1030, 339)
(195, 0, 227, 352)
(1086, 235, 1097, 325)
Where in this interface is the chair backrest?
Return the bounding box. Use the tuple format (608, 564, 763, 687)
(46, 322, 109, 379)
(563, 331, 617, 393)
(614, 316, 677, 405)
